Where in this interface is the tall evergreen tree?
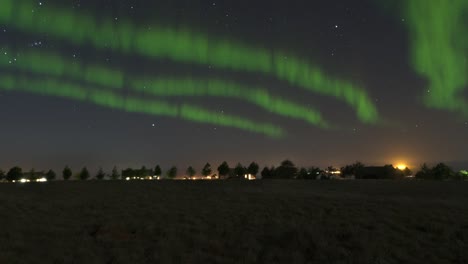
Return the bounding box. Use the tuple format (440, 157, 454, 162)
(110, 166, 120, 180)
(217, 161, 230, 179)
(79, 167, 90, 180)
(154, 165, 162, 177)
(167, 166, 177, 179)
(202, 163, 212, 178)
(186, 166, 196, 178)
(247, 162, 259, 177)
(62, 166, 72, 180)
(234, 163, 246, 179)
(96, 168, 106, 180)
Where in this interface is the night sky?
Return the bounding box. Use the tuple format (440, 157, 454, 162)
(0, 0, 467, 173)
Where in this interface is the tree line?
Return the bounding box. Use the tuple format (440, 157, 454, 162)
(0, 160, 466, 182)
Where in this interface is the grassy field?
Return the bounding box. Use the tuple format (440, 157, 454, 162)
(0, 180, 467, 264)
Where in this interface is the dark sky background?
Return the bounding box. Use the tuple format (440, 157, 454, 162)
(0, 0, 467, 174)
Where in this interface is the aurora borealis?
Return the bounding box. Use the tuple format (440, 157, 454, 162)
(0, 0, 467, 170)
(405, 0, 468, 116)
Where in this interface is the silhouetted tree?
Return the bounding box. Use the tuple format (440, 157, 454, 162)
(96, 168, 105, 180)
(186, 166, 196, 178)
(217, 161, 230, 179)
(110, 166, 120, 180)
(167, 166, 177, 179)
(28, 168, 38, 181)
(307, 167, 322, 180)
(62, 166, 72, 180)
(46, 169, 56, 181)
(432, 163, 454, 180)
(415, 163, 433, 179)
(298, 167, 308, 179)
(341, 162, 365, 177)
(275, 160, 298, 179)
(234, 163, 246, 179)
(137, 166, 148, 178)
(403, 167, 412, 177)
(261, 166, 275, 179)
(122, 168, 134, 179)
(415, 163, 454, 180)
(247, 162, 259, 177)
(384, 164, 403, 179)
(202, 163, 212, 178)
(7, 166, 23, 182)
(79, 167, 90, 180)
(0, 169, 5, 181)
(154, 165, 162, 177)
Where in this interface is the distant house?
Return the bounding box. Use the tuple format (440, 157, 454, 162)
(243, 174, 256, 180)
(219, 169, 257, 180)
(317, 168, 343, 180)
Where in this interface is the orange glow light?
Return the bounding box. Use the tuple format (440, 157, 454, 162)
(396, 164, 407, 170)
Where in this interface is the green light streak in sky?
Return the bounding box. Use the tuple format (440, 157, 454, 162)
(406, 0, 468, 115)
(0, 0, 379, 123)
(0, 47, 329, 128)
(0, 48, 124, 89)
(132, 78, 329, 128)
(0, 74, 284, 137)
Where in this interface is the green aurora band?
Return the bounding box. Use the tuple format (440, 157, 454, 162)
(0, 0, 379, 124)
(0, 74, 284, 137)
(132, 78, 329, 128)
(0, 47, 329, 128)
(405, 0, 468, 115)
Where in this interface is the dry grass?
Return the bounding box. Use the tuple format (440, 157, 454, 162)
(0, 180, 467, 264)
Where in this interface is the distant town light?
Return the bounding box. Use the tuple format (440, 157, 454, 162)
(36, 178, 47, 182)
(396, 164, 407, 170)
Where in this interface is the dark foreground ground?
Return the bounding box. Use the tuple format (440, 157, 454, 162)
(0, 180, 467, 264)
